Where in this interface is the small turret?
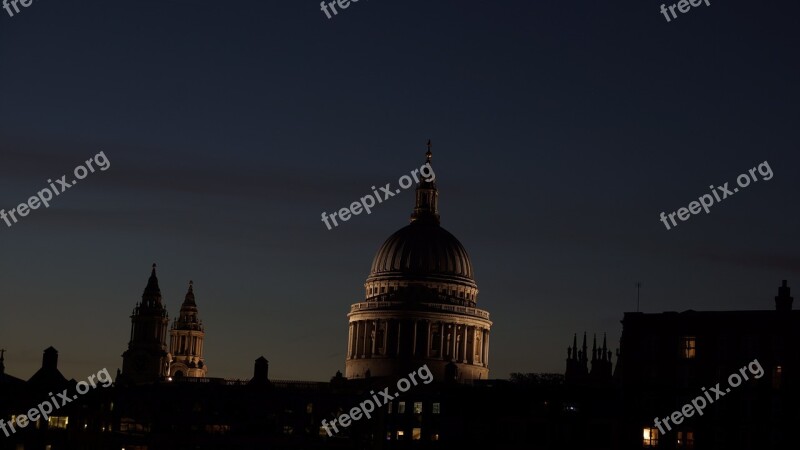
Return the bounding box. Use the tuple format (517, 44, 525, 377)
(775, 280, 793, 312)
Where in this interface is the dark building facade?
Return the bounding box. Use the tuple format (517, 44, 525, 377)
(616, 280, 798, 449)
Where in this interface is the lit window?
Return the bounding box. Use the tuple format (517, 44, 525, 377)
(677, 430, 694, 448)
(432, 402, 441, 414)
(48, 416, 69, 430)
(397, 401, 406, 414)
(412, 427, 422, 440)
(386, 431, 392, 440)
(681, 337, 696, 359)
(397, 430, 405, 439)
(643, 427, 659, 447)
(205, 424, 231, 435)
(413, 402, 423, 414)
(387, 401, 393, 414)
(431, 433, 440, 441)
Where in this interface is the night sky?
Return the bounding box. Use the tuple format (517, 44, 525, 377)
(1, 0, 798, 382)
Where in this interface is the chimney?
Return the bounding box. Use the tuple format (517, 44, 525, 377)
(251, 356, 269, 384)
(42, 347, 58, 371)
(775, 280, 793, 312)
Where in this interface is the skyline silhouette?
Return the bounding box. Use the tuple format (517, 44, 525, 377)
(1, 0, 799, 383)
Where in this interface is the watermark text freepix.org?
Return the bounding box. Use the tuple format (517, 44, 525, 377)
(321, 364, 433, 436)
(1, 151, 111, 229)
(2, 0, 36, 18)
(660, 0, 711, 23)
(320, 0, 362, 20)
(653, 359, 764, 435)
(0, 367, 113, 437)
(321, 162, 435, 230)
(659, 161, 772, 231)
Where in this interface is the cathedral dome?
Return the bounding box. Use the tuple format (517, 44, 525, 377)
(347, 143, 491, 382)
(368, 221, 474, 284)
(364, 144, 477, 295)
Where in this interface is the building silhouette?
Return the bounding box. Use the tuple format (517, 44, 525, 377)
(0, 147, 796, 450)
(168, 281, 207, 378)
(617, 280, 799, 449)
(346, 147, 492, 382)
(120, 264, 170, 385)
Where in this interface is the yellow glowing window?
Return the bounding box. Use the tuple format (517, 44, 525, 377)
(643, 427, 659, 447)
(48, 416, 69, 430)
(413, 402, 423, 414)
(412, 427, 422, 440)
(681, 337, 696, 359)
(397, 430, 405, 439)
(397, 401, 406, 414)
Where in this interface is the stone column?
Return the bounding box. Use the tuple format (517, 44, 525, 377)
(397, 320, 403, 356)
(424, 321, 431, 358)
(355, 321, 362, 358)
(347, 323, 353, 359)
(484, 330, 490, 366)
(371, 320, 378, 356)
(412, 320, 418, 357)
(439, 322, 445, 360)
(462, 326, 468, 363)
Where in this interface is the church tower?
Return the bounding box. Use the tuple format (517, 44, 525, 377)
(168, 281, 207, 378)
(121, 264, 170, 384)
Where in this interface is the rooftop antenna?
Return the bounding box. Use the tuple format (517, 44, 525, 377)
(635, 282, 642, 312)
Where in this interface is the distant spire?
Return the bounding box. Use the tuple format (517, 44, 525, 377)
(410, 141, 440, 224)
(592, 334, 598, 362)
(581, 332, 588, 362)
(142, 263, 163, 306)
(182, 280, 197, 307)
(572, 333, 578, 361)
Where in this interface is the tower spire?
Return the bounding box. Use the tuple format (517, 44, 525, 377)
(572, 333, 578, 361)
(410, 140, 439, 224)
(581, 332, 588, 362)
(142, 263, 163, 306)
(183, 280, 196, 306)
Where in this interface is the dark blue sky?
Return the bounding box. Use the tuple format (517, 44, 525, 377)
(1, 0, 798, 381)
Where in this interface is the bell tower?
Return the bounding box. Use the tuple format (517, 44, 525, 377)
(168, 281, 207, 378)
(121, 264, 170, 384)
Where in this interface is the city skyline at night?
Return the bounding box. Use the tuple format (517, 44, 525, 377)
(2, 0, 798, 385)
